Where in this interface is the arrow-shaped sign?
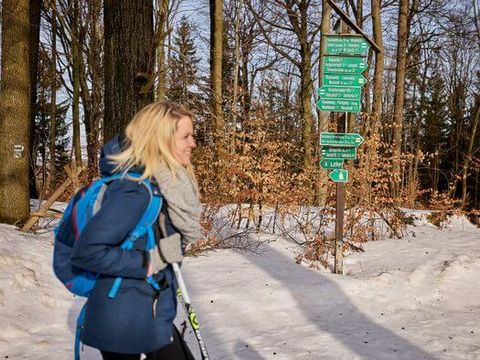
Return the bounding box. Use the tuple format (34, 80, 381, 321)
(320, 132, 364, 147)
(316, 98, 361, 112)
(323, 73, 367, 87)
(320, 146, 357, 160)
(325, 35, 370, 56)
(317, 86, 362, 100)
(323, 56, 368, 74)
(320, 158, 344, 169)
(329, 169, 349, 183)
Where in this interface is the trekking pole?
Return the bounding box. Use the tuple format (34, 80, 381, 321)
(172, 263, 210, 360)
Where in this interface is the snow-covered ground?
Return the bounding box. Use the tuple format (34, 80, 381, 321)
(0, 212, 479, 359)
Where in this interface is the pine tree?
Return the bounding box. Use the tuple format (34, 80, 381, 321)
(168, 16, 200, 107)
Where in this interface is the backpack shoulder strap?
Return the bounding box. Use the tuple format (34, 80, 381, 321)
(125, 177, 163, 248)
(107, 175, 163, 299)
(74, 174, 126, 232)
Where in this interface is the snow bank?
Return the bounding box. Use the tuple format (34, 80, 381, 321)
(0, 210, 479, 359)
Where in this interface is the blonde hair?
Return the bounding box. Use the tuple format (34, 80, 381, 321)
(108, 101, 197, 184)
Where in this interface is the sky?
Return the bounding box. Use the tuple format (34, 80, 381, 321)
(1, 207, 479, 359)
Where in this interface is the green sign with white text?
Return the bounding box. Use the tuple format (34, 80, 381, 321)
(323, 56, 368, 74)
(317, 86, 362, 100)
(316, 98, 361, 112)
(323, 73, 367, 87)
(320, 132, 364, 147)
(320, 146, 357, 160)
(325, 36, 370, 56)
(320, 158, 344, 169)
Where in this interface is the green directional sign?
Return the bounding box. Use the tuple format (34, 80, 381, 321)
(323, 56, 368, 74)
(321, 146, 357, 160)
(320, 158, 344, 170)
(329, 169, 349, 183)
(317, 86, 362, 100)
(316, 98, 361, 112)
(326, 35, 370, 56)
(323, 73, 367, 87)
(320, 132, 364, 147)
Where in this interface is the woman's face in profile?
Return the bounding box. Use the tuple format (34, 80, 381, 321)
(172, 116, 196, 166)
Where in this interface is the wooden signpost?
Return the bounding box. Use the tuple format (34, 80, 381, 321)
(317, 8, 379, 274)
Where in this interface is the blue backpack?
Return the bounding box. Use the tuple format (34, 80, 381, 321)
(53, 172, 163, 359)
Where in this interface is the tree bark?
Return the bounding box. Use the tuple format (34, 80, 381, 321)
(103, 0, 155, 143)
(156, 0, 169, 101)
(72, 0, 82, 166)
(315, 0, 331, 205)
(49, 0, 57, 185)
(28, 0, 41, 199)
(300, 44, 313, 168)
(285, 0, 313, 168)
(210, 0, 224, 152)
(409, 57, 428, 206)
(82, 0, 102, 178)
(392, 0, 409, 196)
(462, 103, 480, 207)
(0, 0, 32, 224)
(318, 0, 330, 135)
(371, 0, 384, 124)
(231, 0, 242, 153)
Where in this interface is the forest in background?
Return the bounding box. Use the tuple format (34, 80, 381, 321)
(0, 0, 479, 263)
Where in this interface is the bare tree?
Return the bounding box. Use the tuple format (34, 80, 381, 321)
(246, 0, 321, 169)
(391, 0, 410, 195)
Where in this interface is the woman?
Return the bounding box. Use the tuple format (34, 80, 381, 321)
(71, 101, 202, 360)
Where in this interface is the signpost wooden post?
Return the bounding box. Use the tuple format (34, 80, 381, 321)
(317, 33, 372, 274)
(316, 1, 379, 275)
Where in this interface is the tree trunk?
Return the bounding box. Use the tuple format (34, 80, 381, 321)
(0, 0, 32, 224)
(409, 60, 428, 206)
(318, 0, 330, 134)
(392, 0, 409, 196)
(462, 104, 480, 207)
(433, 151, 438, 193)
(29, 0, 41, 199)
(241, 33, 251, 124)
(210, 0, 224, 152)
(405, 77, 417, 201)
(104, 0, 155, 143)
(156, 0, 169, 101)
(286, 0, 313, 168)
(81, 0, 102, 178)
(72, 0, 82, 166)
(230, 0, 242, 153)
(300, 44, 313, 168)
(475, 170, 479, 209)
(356, 0, 363, 26)
(49, 1, 57, 186)
(315, 0, 331, 205)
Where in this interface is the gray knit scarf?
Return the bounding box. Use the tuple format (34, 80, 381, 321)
(154, 165, 202, 244)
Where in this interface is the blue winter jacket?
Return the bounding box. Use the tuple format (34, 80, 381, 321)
(70, 136, 178, 354)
